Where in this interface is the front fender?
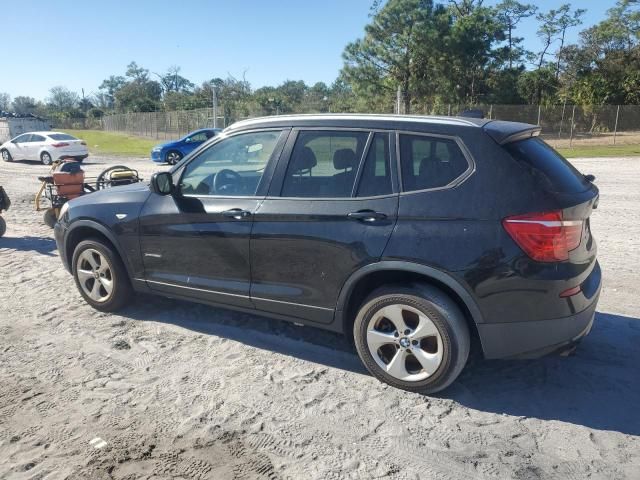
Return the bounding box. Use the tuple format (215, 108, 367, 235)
(65, 219, 137, 279)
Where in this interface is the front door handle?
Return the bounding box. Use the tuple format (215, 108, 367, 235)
(222, 208, 252, 220)
(347, 210, 387, 222)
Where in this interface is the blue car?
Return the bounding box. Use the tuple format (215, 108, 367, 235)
(150, 128, 222, 164)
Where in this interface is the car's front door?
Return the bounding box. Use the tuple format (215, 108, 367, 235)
(250, 129, 399, 324)
(138, 129, 288, 308)
(9, 134, 31, 160)
(182, 131, 210, 156)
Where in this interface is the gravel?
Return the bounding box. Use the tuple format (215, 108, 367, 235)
(0, 154, 638, 479)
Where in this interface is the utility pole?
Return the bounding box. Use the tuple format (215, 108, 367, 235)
(211, 83, 218, 129)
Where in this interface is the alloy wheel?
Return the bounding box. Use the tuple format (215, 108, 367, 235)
(41, 152, 52, 165)
(366, 303, 443, 382)
(76, 248, 114, 303)
(1, 150, 10, 162)
(166, 152, 181, 165)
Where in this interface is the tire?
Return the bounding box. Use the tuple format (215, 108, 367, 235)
(0, 216, 5, 237)
(353, 284, 470, 394)
(43, 208, 58, 228)
(165, 150, 182, 165)
(1, 149, 12, 162)
(71, 238, 133, 312)
(41, 151, 53, 166)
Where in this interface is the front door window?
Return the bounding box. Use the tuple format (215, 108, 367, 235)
(179, 130, 283, 196)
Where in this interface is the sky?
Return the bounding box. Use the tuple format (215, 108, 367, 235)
(0, 0, 617, 102)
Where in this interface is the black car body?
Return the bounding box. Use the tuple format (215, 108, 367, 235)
(54, 114, 601, 393)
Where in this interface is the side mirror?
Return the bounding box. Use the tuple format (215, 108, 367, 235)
(150, 171, 174, 195)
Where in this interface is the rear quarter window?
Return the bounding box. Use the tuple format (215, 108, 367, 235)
(505, 138, 589, 193)
(399, 134, 470, 192)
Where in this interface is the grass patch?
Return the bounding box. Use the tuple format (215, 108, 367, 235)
(558, 144, 640, 158)
(63, 129, 159, 157)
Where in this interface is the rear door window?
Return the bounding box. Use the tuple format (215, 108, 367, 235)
(356, 132, 392, 197)
(281, 130, 368, 198)
(505, 138, 590, 193)
(399, 134, 470, 192)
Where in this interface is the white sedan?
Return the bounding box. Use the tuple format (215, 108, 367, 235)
(0, 131, 89, 165)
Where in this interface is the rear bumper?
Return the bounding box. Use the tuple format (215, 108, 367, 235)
(478, 292, 599, 359)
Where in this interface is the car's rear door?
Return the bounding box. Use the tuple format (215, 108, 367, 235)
(138, 128, 288, 308)
(27, 134, 47, 159)
(250, 129, 399, 324)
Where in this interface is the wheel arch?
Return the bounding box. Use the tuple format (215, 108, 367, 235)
(65, 220, 133, 278)
(335, 261, 485, 352)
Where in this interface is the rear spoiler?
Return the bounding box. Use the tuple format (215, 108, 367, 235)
(483, 120, 541, 145)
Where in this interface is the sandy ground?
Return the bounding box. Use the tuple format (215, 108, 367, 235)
(0, 154, 639, 480)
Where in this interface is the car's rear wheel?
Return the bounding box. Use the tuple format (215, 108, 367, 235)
(1, 149, 12, 162)
(72, 239, 133, 312)
(165, 150, 182, 165)
(0, 216, 6, 237)
(353, 284, 470, 394)
(40, 151, 53, 165)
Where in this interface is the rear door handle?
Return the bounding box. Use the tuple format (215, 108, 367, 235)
(347, 210, 387, 222)
(222, 208, 252, 220)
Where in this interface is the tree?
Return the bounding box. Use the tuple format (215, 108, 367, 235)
(12, 96, 39, 116)
(554, 5, 586, 78)
(0, 93, 10, 112)
(114, 81, 162, 112)
(496, 0, 537, 69)
(125, 61, 149, 82)
(99, 75, 126, 109)
(160, 66, 195, 94)
(342, 0, 448, 113)
(47, 86, 79, 113)
(535, 4, 584, 69)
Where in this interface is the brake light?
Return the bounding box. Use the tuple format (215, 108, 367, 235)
(52, 142, 69, 148)
(560, 285, 582, 297)
(503, 211, 583, 262)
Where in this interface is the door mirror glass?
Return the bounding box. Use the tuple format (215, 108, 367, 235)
(150, 171, 174, 195)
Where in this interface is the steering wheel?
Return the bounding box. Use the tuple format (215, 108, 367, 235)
(213, 169, 242, 194)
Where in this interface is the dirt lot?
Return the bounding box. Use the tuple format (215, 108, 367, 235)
(0, 155, 639, 479)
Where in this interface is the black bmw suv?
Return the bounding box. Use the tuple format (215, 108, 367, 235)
(54, 114, 601, 393)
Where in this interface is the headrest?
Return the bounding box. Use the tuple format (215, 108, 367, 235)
(333, 149, 357, 170)
(293, 146, 317, 173)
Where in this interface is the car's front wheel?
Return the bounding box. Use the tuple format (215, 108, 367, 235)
(353, 284, 470, 394)
(0, 216, 6, 237)
(40, 151, 53, 165)
(165, 150, 183, 165)
(1, 149, 12, 162)
(72, 239, 133, 312)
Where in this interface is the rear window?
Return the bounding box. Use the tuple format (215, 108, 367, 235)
(505, 138, 589, 193)
(48, 133, 77, 141)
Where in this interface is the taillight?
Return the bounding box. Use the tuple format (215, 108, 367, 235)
(52, 142, 69, 148)
(503, 211, 583, 262)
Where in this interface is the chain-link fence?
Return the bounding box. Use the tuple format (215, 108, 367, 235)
(54, 104, 640, 148)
